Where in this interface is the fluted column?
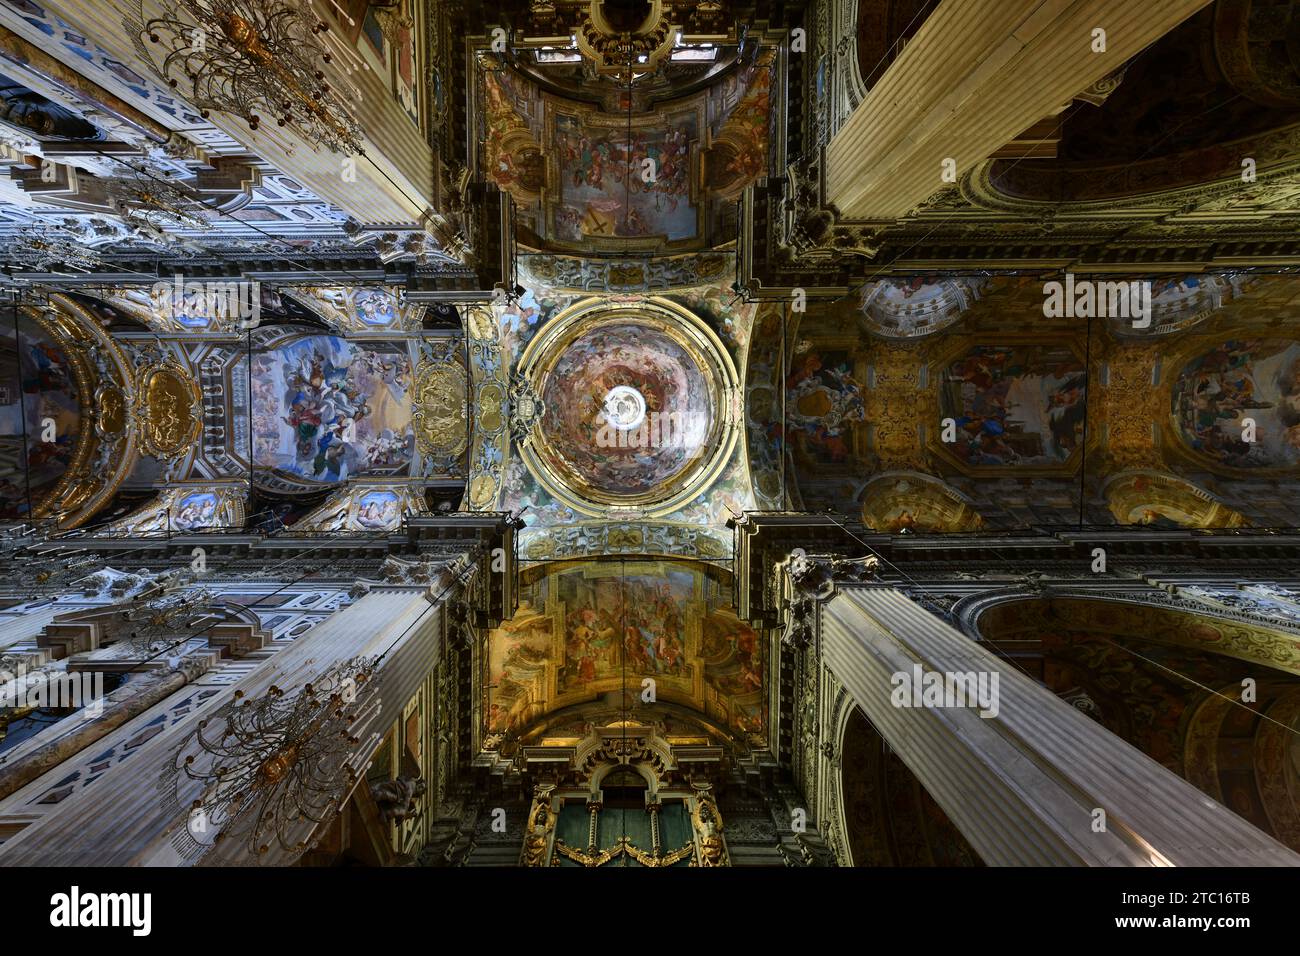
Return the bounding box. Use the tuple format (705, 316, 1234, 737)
(0, 587, 441, 866)
(824, 0, 1212, 220)
(820, 585, 1300, 866)
(19, 0, 435, 228)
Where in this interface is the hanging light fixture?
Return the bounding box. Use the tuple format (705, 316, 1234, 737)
(142, 0, 366, 156)
(6, 227, 104, 272)
(161, 656, 382, 861)
(108, 160, 211, 233)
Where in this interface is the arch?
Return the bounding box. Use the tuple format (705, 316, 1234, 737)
(15, 296, 139, 529)
(966, 591, 1300, 676)
(837, 706, 982, 866)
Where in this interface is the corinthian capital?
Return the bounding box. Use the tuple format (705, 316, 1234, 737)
(778, 550, 881, 648)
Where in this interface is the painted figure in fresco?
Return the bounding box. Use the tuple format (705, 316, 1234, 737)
(941, 346, 1086, 467)
(24, 341, 72, 393)
(173, 495, 218, 531)
(555, 113, 696, 241)
(353, 290, 397, 326)
(257, 337, 412, 482)
(356, 495, 399, 529)
(1172, 339, 1300, 468)
(785, 350, 866, 464)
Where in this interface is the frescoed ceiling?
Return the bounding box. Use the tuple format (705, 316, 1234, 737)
(476, 19, 780, 266)
(0, 284, 470, 534)
(478, 284, 756, 564)
(483, 558, 768, 754)
(768, 273, 1300, 534)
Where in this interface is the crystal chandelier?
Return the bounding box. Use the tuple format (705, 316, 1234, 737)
(6, 227, 104, 272)
(162, 656, 382, 861)
(108, 161, 211, 233)
(143, 0, 365, 155)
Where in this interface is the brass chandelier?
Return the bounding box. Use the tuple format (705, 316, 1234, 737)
(7, 227, 104, 272)
(143, 0, 365, 155)
(162, 656, 382, 861)
(109, 160, 211, 233)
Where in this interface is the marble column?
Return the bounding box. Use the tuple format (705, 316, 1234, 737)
(0, 586, 443, 866)
(0, 657, 210, 801)
(824, 0, 1212, 220)
(818, 585, 1300, 866)
(11, 0, 435, 228)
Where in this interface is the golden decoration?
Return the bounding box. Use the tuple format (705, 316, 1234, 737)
(412, 362, 469, 458)
(981, 598, 1300, 675)
(609, 265, 647, 287)
(515, 296, 740, 519)
(526, 537, 555, 559)
(861, 339, 928, 472)
(469, 473, 498, 509)
(694, 535, 726, 558)
(134, 361, 202, 459)
(477, 382, 505, 433)
(690, 789, 726, 866)
(551, 836, 695, 867)
(94, 385, 127, 436)
(607, 527, 644, 549)
(520, 786, 557, 866)
(25, 298, 138, 530)
(860, 473, 984, 534)
(1097, 340, 1164, 471)
(1103, 470, 1247, 529)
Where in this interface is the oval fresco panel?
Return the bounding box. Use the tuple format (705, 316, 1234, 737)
(1171, 339, 1300, 470)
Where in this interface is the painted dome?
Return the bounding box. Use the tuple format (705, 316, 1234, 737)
(520, 297, 738, 516)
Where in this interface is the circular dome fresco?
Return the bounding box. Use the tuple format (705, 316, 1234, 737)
(518, 297, 739, 517)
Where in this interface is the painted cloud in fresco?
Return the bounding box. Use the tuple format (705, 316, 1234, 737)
(250, 335, 414, 483)
(553, 112, 696, 242)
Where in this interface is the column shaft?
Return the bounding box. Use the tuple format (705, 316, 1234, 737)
(824, 0, 1212, 219)
(821, 586, 1300, 866)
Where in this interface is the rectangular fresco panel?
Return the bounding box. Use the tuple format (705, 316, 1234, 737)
(786, 348, 865, 466)
(251, 335, 413, 484)
(172, 492, 219, 531)
(486, 562, 764, 739)
(939, 345, 1086, 468)
(552, 111, 697, 242)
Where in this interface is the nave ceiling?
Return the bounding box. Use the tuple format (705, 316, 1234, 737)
(2, 0, 1300, 869)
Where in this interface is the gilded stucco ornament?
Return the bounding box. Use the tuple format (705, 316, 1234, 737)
(24, 297, 139, 529)
(412, 361, 469, 459)
(133, 357, 203, 459)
